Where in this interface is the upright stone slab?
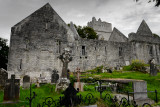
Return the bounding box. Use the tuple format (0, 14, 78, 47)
(51, 70, 59, 83)
(133, 81, 148, 100)
(150, 58, 157, 76)
(133, 81, 154, 105)
(23, 75, 30, 89)
(4, 75, 20, 101)
(0, 68, 8, 88)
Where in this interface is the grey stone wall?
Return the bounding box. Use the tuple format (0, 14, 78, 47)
(109, 27, 128, 42)
(68, 39, 131, 71)
(7, 3, 74, 80)
(7, 3, 160, 84)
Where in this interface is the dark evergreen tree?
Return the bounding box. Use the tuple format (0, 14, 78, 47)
(0, 37, 9, 70)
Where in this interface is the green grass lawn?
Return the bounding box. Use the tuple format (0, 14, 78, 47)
(81, 71, 160, 103)
(0, 84, 64, 107)
(0, 71, 160, 106)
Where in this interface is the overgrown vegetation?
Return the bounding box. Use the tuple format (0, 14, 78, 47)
(68, 24, 98, 39)
(123, 59, 149, 72)
(1, 62, 160, 106)
(86, 65, 103, 74)
(81, 71, 160, 105)
(0, 37, 9, 70)
(0, 84, 63, 107)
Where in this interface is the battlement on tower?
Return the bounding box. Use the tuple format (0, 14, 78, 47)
(87, 17, 112, 40)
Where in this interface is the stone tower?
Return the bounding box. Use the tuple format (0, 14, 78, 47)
(87, 17, 112, 41)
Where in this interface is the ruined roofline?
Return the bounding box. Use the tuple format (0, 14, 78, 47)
(112, 27, 127, 38)
(12, 3, 67, 28)
(13, 3, 51, 27)
(113, 27, 128, 39)
(136, 19, 153, 36)
(88, 17, 112, 25)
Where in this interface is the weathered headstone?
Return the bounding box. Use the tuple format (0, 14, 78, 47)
(74, 68, 84, 91)
(133, 81, 148, 100)
(23, 75, 30, 89)
(150, 58, 157, 76)
(133, 81, 154, 105)
(0, 68, 8, 88)
(3, 74, 20, 101)
(51, 70, 59, 83)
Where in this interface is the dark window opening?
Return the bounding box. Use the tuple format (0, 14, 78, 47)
(95, 47, 96, 50)
(119, 47, 123, 56)
(40, 74, 41, 77)
(57, 41, 61, 54)
(82, 46, 85, 55)
(85, 56, 87, 59)
(20, 59, 22, 70)
(80, 57, 82, 59)
(149, 46, 153, 55)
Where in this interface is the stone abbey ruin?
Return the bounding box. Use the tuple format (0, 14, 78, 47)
(7, 3, 160, 83)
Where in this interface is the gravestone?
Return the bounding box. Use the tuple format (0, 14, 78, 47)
(74, 67, 84, 91)
(51, 70, 59, 83)
(133, 81, 148, 100)
(3, 74, 20, 101)
(0, 68, 8, 88)
(133, 81, 154, 105)
(23, 75, 30, 89)
(150, 58, 157, 76)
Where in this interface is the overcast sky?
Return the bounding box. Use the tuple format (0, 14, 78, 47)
(0, 0, 160, 44)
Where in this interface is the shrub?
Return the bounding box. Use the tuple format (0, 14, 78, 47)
(81, 77, 100, 83)
(70, 74, 76, 85)
(83, 85, 96, 91)
(123, 65, 132, 71)
(86, 66, 103, 74)
(130, 59, 146, 72)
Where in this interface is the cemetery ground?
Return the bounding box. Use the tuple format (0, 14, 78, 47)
(0, 70, 160, 107)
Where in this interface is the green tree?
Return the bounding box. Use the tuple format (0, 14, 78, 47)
(68, 24, 98, 39)
(0, 37, 9, 70)
(153, 33, 160, 37)
(81, 27, 98, 39)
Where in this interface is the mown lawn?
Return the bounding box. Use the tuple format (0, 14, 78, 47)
(0, 84, 64, 107)
(0, 71, 160, 106)
(81, 71, 160, 103)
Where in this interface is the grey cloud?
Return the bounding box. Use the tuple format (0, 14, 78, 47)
(0, 0, 160, 44)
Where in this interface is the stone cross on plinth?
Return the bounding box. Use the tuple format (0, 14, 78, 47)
(4, 74, 20, 101)
(56, 48, 72, 91)
(59, 48, 72, 78)
(74, 67, 84, 91)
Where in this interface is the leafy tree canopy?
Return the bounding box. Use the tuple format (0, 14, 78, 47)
(0, 37, 9, 70)
(153, 33, 160, 37)
(135, 0, 160, 6)
(68, 24, 98, 39)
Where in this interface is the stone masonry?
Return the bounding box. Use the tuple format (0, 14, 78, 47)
(7, 3, 160, 84)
